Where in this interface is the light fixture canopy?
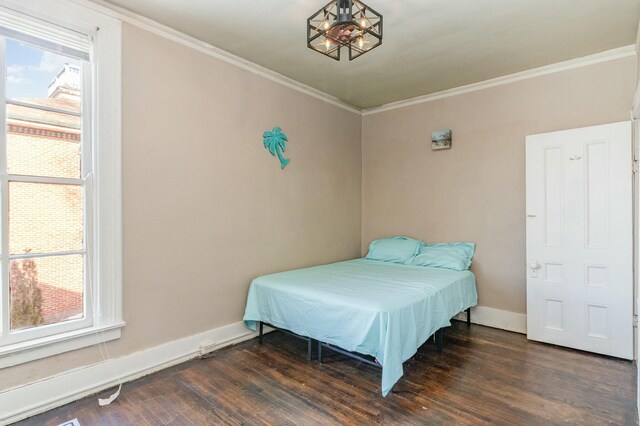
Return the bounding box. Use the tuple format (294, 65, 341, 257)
(307, 0, 383, 61)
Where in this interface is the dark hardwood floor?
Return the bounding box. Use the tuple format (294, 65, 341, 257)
(16, 322, 637, 425)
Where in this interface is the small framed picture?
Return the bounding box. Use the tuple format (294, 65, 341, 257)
(432, 130, 452, 150)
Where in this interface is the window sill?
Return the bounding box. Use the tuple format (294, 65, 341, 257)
(0, 322, 125, 369)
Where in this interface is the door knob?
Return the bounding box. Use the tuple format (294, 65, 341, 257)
(529, 260, 540, 270)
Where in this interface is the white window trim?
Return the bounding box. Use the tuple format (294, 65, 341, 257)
(0, 0, 123, 368)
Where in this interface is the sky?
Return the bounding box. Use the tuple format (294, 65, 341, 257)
(5, 38, 80, 99)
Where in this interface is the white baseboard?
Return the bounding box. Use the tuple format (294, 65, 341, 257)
(1, 307, 525, 423)
(0, 321, 272, 424)
(453, 306, 527, 334)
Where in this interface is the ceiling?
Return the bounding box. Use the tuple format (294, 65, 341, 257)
(99, 0, 640, 109)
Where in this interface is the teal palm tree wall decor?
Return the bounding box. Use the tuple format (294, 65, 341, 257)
(263, 126, 290, 169)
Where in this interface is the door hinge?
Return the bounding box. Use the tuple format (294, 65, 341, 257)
(633, 315, 638, 328)
(633, 160, 639, 175)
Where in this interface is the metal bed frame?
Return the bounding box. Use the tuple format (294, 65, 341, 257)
(258, 321, 314, 360)
(258, 307, 471, 365)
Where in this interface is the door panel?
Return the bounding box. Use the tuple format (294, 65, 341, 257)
(526, 122, 632, 359)
(545, 299, 564, 331)
(584, 141, 609, 249)
(543, 146, 564, 247)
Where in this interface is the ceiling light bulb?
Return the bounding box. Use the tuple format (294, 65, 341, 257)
(307, 0, 382, 61)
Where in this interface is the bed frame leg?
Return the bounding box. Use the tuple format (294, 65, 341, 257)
(307, 338, 313, 361)
(436, 329, 443, 353)
(318, 341, 323, 363)
(466, 308, 471, 328)
(258, 321, 263, 344)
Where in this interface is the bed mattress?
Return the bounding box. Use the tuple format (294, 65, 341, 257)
(243, 258, 477, 396)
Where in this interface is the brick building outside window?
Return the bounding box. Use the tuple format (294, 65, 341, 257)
(7, 64, 83, 328)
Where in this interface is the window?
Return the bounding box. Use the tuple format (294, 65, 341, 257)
(0, 1, 122, 367)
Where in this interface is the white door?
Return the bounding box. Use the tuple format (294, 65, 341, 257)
(526, 121, 633, 359)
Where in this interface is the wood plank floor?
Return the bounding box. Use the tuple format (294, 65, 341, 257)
(16, 322, 637, 425)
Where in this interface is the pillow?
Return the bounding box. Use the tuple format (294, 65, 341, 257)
(365, 236, 422, 264)
(411, 242, 475, 271)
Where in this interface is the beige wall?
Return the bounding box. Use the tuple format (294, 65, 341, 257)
(1, 23, 362, 390)
(362, 56, 636, 315)
(2, 23, 636, 393)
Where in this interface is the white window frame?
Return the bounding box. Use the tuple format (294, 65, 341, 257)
(0, 0, 122, 368)
(0, 36, 94, 348)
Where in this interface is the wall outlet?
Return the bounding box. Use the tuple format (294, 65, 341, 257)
(199, 341, 217, 356)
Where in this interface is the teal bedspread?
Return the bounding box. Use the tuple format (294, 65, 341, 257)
(243, 258, 477, 396)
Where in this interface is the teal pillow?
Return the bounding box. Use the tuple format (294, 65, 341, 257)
(411, 242, 475, 271)
(365, 236, 422, 264)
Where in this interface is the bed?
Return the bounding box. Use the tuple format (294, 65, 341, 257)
(243, 257, 478, 396)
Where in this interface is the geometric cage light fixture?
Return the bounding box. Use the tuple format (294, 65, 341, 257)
(307, 0, 383, 61)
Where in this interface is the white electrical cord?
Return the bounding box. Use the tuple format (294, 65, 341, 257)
(98, 383, 121, 406)
(84, 198, 123, 407)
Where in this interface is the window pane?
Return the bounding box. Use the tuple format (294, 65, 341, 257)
(10, 182, 84, 255)
(5, 38, 82, 178)
(6, 39, 82, 101)
(10, 254, 84, 331)
(7, 104, 81, 178)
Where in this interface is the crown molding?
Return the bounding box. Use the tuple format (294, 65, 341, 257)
(363, 45, 637, 116)
(63, 0, 361, 115)
(39, 0, 638, 118)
